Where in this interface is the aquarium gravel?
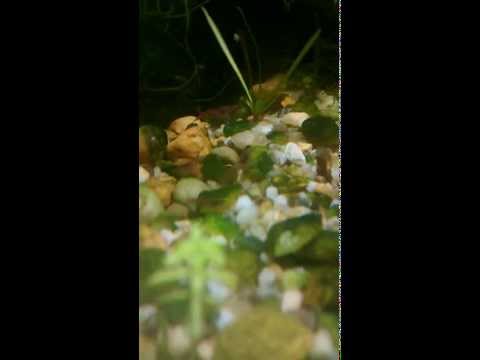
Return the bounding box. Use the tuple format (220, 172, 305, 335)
(139, 84, 339, 359)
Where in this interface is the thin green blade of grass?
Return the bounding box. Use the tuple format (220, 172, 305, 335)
(286, 29, 321, 82)
(201, 6, 254, 107)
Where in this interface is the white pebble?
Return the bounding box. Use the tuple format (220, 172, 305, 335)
(262, 209, 284, 229)
(323, 217, 339, 232)
(271, 150, 287, 165)
(259, 252, 270, 263)
(231, 130, 256, 149)
(311, 329, 336, 358)
(265, 186, 279, 200)
(247, 223, 267, 241)
(153, 166, 162, 177)
(211, 146, 240, 164)
(274, 195, 289, 208)
(298, 192, 312, 207)
(139, 166, 150, 183)
(285, 206, 311, 219)
(197, 340, 214, 360)
(281, 289, 303, 312)
(236, 207, 258, 225)
(167, 325, 191, 356)
(257, 269, 281, 298)
(160, 229, 179, 245)
(307, 181, 319, 192)
(316, 182, 337, 198)
(281, 112, 310, 127)
(216, 308, 235, 329)
(139, 305, 157, 323)
(207, 280, 231, 302)
(258, 268, 277, 287)
(231, 130, 268, 150)
(252, 121, 274, 135)
(285, 142, 306, 163)
(235, 195, 255, 211)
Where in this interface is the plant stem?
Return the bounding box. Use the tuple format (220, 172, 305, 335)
(190, 271, 204, 340)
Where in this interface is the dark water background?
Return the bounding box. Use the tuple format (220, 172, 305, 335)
(140, 0, 338, 127)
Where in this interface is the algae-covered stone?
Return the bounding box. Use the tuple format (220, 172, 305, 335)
(140, 184, 164, 222)
(146, 174, 177, 207)
(211, 146, 240, 164)
(166, 202, 189, 218)
(302, 266, 338, 310)
(173, 178, 209, 205)
(197, 184, 242, 214)
(296, 230, 338, 263)
(271, 171, 309, 193)
(139, 125, 168, 166)
(202, 153, 238, 184)
(244, 146, 274, 181)
(266, 213, 322, 257)
(197, 214, 243, 247)
(214, 308, 312, 360)
(301, 116, 338, 147)
(225, 249, 260, 287)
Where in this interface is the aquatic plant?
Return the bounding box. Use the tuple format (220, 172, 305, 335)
(147, 224, 237, 340)
(201, 5, 322, 117)
(201, 6, 254, 108)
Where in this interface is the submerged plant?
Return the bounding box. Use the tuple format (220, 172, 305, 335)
(147, 223, 237, 340)
(201, 6, 254, 109)
(201, 5, 321, 117)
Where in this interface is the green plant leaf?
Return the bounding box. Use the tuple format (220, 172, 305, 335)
(285, 29, 321, 83)
(147, 268, 189, 286)
(201, 6, 254, 107)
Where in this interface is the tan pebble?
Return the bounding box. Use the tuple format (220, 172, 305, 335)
(169, 116, 201, 134)
(298, 142, 313, 151)
(140, 224, 167, 250)
(147, 175, 177, 207)
(281, 95, 297, 108)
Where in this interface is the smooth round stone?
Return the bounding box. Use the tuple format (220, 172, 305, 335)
(280, 112, 310, 127)
(211, 146, 240, 164)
